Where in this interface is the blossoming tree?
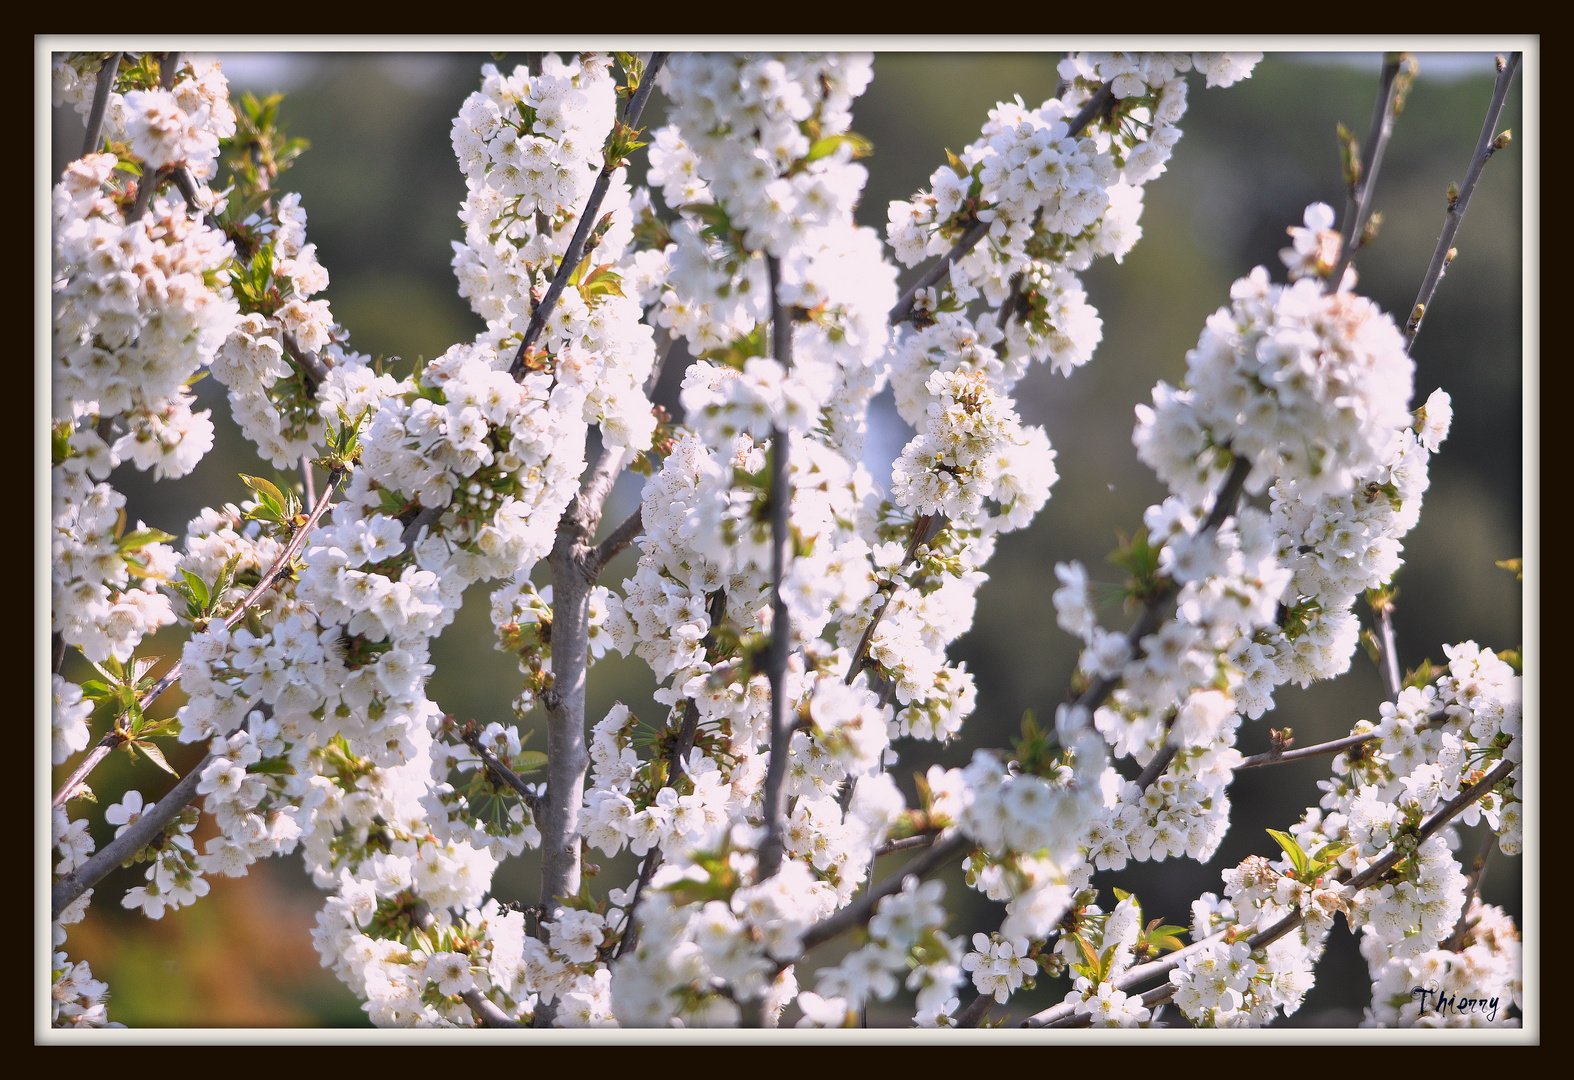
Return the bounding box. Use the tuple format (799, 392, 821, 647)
(47, 47, 1527, 1031)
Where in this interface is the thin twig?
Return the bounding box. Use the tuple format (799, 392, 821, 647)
(1374, 603, 1402, 701)
(1235, 708, 1446, 771)
(80, 52, 122, 159)
(509, 53, 668, 379)
(459, 724, 541, 814)
(873, 833, 936, 859)
(1447, 828, 1497, 952)
(1328, 56, 1405, 292)
(280, 329, 332, 392)
(1406, 53, 1519, 350)
(52, 469, 344, 809)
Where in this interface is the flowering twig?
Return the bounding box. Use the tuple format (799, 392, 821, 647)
(614, 590, 727, 962)
(80, 52, 122, 158)
(888, 83, 1115, 325)
(1071, 455, 1252, 719)
(1405, 53, 1519, 350)
(844, 512, 945, 686)
(1235, 708, 1446, 771)
(1029, 755, 1517, 1027)
(52, 468, 345, 810)
(755, 253, 795, 885)
(508, 53, 668, 380)
(457, 721, 541, 815)
(800, 835, 971, 955)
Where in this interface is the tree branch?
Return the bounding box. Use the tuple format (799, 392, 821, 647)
(1447, 826, 1497, 952)
(755, 253, 794, 887)
(1328, 55, 1406, 292)
(509, 53, 668, 380)
(586, 506, 643, 579)
(462, 988, 522, 1028)
(1405, 53, 1520, 350)
(1234, 708, 1446, 771)
(52, 468, 345, 809)
(458, 722, 541, 815)
(799, 833, 971, 955)
(80, 52, 122, 159)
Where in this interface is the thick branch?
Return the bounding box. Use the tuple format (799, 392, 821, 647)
(755, 253, 794, 885)
(462, 988, 522, 1028)
(80, 53, 123, 158)
(1405, 53, 1519, 350)
(509, 53, 668, 380)
(52, 469, 344, 809)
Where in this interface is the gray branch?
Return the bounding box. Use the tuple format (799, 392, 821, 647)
(754, 254, 795, 886)
(80, 53, 123, 159)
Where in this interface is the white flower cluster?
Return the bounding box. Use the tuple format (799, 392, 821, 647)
(449, 55, 658, 454)
(53, 54, 236, 184)
(811, 877, 962, 1019)
(890, 368, 1057, 533)
(1255, 391, 1450, 694)
(1053, 896, 1155, 1026)
(886, 52, 1258, 418)
(52, 154, 236, 473)
(1363, 900, 1521, 1027)
(208, 194, 378, 469)
(1134, 265, 1415, 502)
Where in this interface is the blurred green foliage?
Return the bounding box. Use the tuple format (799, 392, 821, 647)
(50, 50, 1523, 1027)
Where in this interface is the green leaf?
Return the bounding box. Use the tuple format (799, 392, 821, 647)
(1112, 886, 1132, 903)
(508, 751, 548, 775)
(1495, 558, 1522, 580)
(239, 473, 287, 522)
(1266, 828, 1310, 877)
(212, 553, 243, 609)
(117, 527, 176, 553)
(804, 132, 874, 166)
(181, 568, 210, 612)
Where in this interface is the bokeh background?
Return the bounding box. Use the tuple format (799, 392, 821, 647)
(49, 49, 1526, 1028)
